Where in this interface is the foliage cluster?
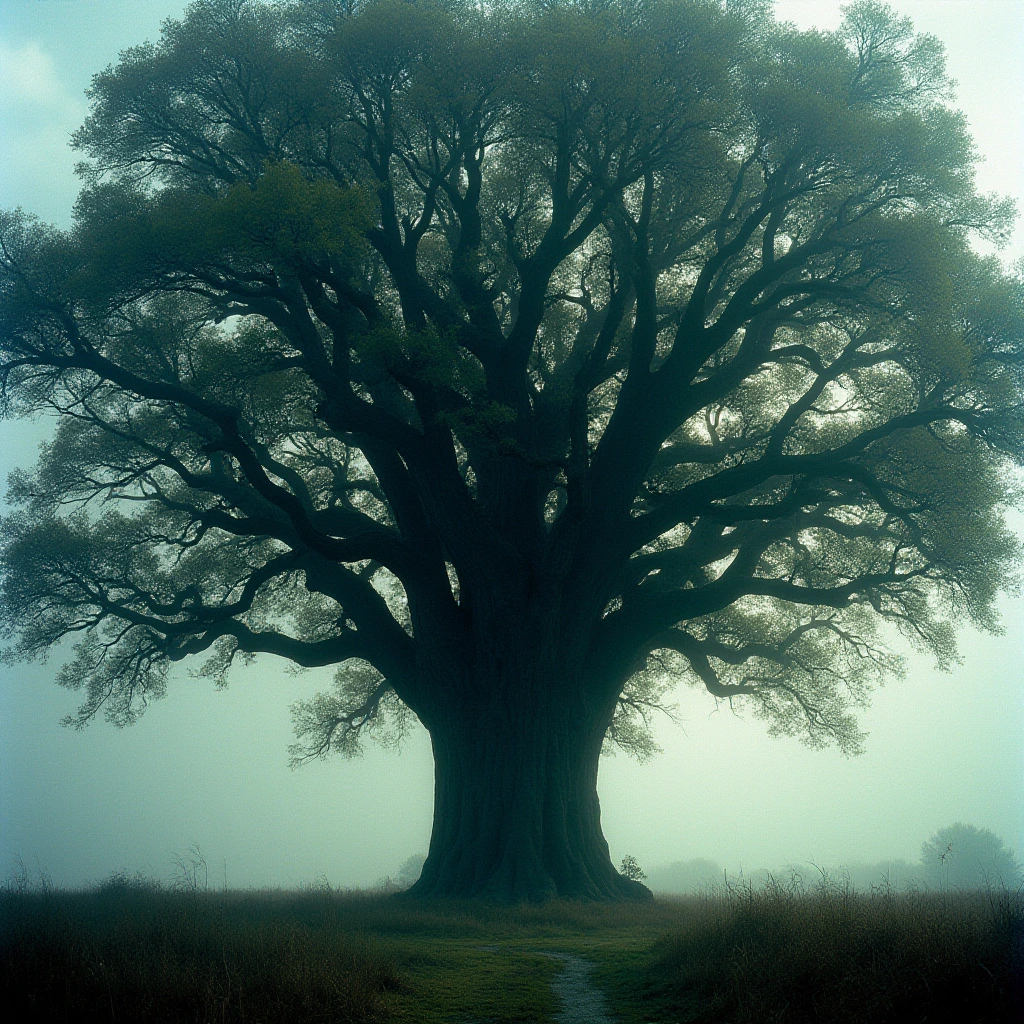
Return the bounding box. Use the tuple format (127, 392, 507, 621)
(0, 0, 1021, 769)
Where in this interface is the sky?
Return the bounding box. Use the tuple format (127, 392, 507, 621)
(0, 0, 1021, 890)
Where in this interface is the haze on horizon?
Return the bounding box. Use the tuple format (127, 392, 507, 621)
(0, 0, 1021, 892)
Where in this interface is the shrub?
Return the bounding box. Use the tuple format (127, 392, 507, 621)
(620, 856, 647, 883)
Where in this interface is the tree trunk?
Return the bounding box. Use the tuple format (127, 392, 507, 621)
(407, 669, 651, 902)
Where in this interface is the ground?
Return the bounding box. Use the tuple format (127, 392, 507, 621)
(2, 879, 1020, 1022)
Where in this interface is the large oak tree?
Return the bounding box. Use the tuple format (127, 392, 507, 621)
(1, 0, 1022, 900)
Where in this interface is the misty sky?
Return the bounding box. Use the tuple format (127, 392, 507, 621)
(0, 0, 1021, 890)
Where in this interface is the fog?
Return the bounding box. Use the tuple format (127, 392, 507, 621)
(1, 0, 1021, 891)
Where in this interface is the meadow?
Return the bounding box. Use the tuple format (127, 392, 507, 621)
(2, 869, 1021, 1023)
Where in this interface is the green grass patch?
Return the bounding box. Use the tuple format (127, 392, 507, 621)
(380, 939, 559, 1023)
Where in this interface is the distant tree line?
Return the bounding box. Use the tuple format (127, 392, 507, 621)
(644, 823, 1023, 893)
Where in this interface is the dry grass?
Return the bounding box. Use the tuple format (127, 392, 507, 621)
(620, 873, 1024, 1023)
(3, 870, 1021, 1022)
(0, 877, 401, 1023)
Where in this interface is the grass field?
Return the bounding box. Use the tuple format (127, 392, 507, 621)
(2, 871, 1021, 1022)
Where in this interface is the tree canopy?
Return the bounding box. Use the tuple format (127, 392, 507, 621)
(922, 823, 1023, 890)
(1, 0, 1022, 899)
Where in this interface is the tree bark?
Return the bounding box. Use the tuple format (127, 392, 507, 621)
(407, 657, 651, 902)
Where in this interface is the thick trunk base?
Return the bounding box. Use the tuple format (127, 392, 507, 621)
(406, 710, 653, 903)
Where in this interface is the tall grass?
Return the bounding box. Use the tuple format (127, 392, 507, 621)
(0, 875, 401, 1023)
(637, 873, 1024, 1023)
(4, 869, 1021, 1022)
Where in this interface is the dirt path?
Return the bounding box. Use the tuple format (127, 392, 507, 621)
(470, 945, 618, 1022)
(540, 952, 618, 1023)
